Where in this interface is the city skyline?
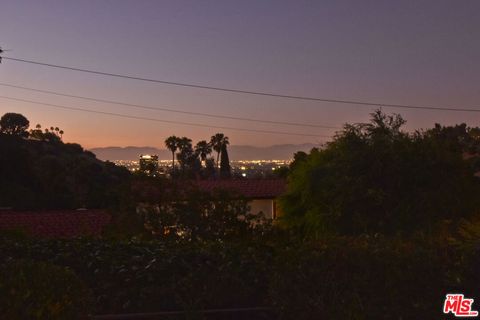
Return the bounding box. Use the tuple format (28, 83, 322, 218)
(1, 0, 480, 149)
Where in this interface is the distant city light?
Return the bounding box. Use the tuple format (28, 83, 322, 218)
(112, 159, 291, 177)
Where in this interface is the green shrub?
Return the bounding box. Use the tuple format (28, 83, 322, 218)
(0, 259, 92, 319)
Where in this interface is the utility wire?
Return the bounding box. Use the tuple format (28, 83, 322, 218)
(0, 95, 330, 138)
(0, 82, 340, 129)
(3, 56, 480, 113)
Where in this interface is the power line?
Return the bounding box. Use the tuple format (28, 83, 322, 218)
(0, 95, 331, 138)
(0, 82, 340, 129)
(3, 56, 480, 113)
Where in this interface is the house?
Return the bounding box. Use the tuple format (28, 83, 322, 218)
(196, 179, 286, 219)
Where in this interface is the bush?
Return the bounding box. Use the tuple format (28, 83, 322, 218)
(0, 237, 273, 314)
(268, 237, 475, 320)
(0, 236, 477, 318)
(0, 259, 92, 319)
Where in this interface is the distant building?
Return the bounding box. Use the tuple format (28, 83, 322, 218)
(196, 179, 286, 219)
(139, 154, 159, 176)
(135, 178, 287, 221)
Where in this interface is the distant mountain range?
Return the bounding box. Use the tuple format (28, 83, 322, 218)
(89, 144, 318, 161)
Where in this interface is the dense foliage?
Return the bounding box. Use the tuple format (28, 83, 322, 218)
(281, 110, 480, 237)
(0, 259, 92, 319)
(0, 237, 273, 316)
(138, 189, 271, 242)
(0, 234, 478, 319)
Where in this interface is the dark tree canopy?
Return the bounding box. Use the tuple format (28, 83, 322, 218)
(280, 110, 480, 237)
(195, 140, 212, 162)
(220, 143, 231, 179)
(0, 113, 30, 136)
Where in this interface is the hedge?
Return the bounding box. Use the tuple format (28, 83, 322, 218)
(0, 236, 477, 319)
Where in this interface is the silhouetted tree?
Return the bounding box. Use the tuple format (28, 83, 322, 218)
(220, 143, 231, 179)
(210, 133, 229, 169)
(29, 124, 44, 140)
(204, 158, 216, 178)
(195, 140, 212, 163)
(28, 123, 64, 142)
(165, 136, 179, 174)
(176, 137, 193, 173)
(0, 113, 29, 136)
(424, 123, 480, 155)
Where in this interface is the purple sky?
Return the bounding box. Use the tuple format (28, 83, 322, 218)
(1, 0, 480, 149)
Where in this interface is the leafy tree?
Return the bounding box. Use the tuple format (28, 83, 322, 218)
(220, 143, 231, 179)
(210, 133, 229, 169)
(423, 123, 480, 172)
(0, 113, 29, 136)
(165, 136, 179, 174)
(139, 189, 270, 242)
(281, 110, 480, 237)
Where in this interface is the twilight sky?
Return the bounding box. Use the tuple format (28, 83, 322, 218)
(1, 0, 480, 149)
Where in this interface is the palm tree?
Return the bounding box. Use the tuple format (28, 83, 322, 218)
(176, 137, 193, 174)
(177, 137, 192, 151)
(195, 140, 212, 163)
(165, 136, 179, 173)
(210, 133, 229, 169)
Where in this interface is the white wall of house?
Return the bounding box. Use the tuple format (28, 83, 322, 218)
(248, 199, 275, 219)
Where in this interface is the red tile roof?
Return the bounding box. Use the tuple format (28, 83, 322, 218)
(196, 179, 286, 199)
(0, 210, 110, 238)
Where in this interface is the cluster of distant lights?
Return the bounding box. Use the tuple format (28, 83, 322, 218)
(113, 159, 290, 177)
(235, 160, 289, 164)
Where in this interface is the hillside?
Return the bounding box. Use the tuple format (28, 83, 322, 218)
(0, 134, 130, 210)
